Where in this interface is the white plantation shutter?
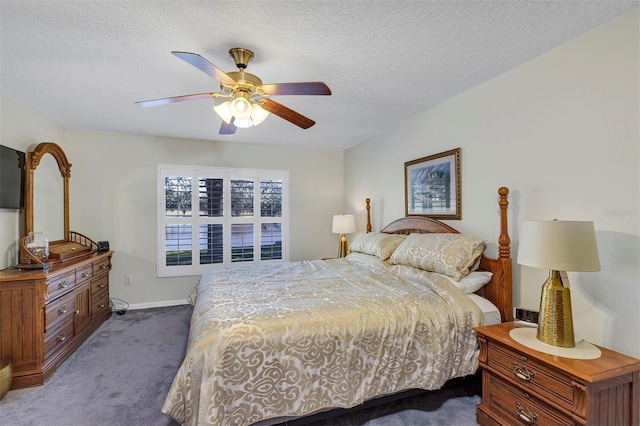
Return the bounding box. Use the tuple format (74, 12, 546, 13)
(157, 165, 288, 277)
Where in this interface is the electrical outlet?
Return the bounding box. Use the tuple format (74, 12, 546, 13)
(125, 275, 133, 285)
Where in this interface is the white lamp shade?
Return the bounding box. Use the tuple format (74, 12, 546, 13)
(213, 100, 233, 124)
(233, 117, 253, 128)
(251, 103, 270, 125)
(517, 220, 601, 272)
(332, 215, 356, 234)
(230, 97, 252, 120)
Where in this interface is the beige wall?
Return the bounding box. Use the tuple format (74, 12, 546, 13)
(344, 11, 639, 357)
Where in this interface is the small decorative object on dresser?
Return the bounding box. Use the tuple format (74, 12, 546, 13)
(0, 142, 113, 390)
(475, 322, 640, 426)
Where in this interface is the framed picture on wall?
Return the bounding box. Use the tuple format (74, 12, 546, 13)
(404, 148, 461, 219)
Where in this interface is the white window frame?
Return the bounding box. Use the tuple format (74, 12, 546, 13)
(157, 165, 289, 277)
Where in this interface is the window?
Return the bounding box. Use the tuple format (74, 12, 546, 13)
(158, 165, 288, 277)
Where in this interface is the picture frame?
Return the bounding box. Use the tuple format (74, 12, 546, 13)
(404, 148, 461, 219)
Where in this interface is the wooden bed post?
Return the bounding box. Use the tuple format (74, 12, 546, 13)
(365, 198, 372, 233)
(482, 187, 513, 322)
(498, 187, 510, 259)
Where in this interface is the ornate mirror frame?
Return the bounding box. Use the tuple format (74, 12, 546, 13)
(25, 142, 71, 240)
(20, 142, 96, 266)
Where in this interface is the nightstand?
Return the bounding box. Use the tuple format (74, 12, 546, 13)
(475, 322, 640, 425)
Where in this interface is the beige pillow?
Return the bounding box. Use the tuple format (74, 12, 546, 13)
(389, 233, 485, 281)
(348, 232, 407, 260)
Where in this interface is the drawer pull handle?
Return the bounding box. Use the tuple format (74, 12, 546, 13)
(98, 303, 105, 308)
(59, 280, 68, 289)
(516, 402, 538, 424)
(513, 363, 536, 381)
(98, 283, 105, 288)
(58, 305, 67, 315)
(82, 271, 90, 278)
(57, 332, 66, 341)
(100, 263, 107, 270)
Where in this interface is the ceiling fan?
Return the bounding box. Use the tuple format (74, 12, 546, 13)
(136, 48, 331, 135)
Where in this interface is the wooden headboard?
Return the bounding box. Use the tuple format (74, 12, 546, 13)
(365, 187, 513, 322)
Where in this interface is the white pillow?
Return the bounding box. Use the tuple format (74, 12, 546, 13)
(349, 232, 407, 261)
(435, 270, 493, 294)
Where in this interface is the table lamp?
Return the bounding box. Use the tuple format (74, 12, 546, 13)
(332, 215, 355, 258)
(517, 220, 600, 348)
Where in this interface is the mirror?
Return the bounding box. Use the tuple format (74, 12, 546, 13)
(24, 142, 70, 249)
(33, 153, 65, 241)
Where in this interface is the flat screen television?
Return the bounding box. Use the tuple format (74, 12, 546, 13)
(0, 144, 26, 209)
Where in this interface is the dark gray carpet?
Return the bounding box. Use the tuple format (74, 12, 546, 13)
(0, 304, 481, 426)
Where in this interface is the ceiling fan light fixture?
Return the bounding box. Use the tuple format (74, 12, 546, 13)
(138, 49, 331, 134)
(250, 103, 270, 126)
(230, 97, 252, 120)
(233, 117, 253, 129)
(213, 100, 233, 124)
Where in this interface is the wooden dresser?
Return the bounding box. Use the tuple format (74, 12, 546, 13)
(0, 251, 113, 389)
(475, 322, 640, 426)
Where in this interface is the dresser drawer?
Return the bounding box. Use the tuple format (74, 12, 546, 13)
(487, 373, 575, 426)
(487, 341, 574, 412)
(44, 318, 74, 360)
(75, 263, 93, 283)
(45, 292, 76, 331)
(91, 274, 109, 294)
(93, 257, 111, 275)
(46, 271, 76, 300)
(93, 289, 110, 317)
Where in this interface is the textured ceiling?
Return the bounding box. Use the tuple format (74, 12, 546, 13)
(1, 1, 637, 151)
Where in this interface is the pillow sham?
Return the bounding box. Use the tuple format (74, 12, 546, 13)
(389, 232, 485, 281)
(348, 232, 407, 261)
(435, 270, 493, 294)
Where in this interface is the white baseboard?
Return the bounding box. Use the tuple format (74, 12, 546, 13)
(125, 299, 190, 310)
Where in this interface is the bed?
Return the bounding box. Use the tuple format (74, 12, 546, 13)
(163, 187, 513, 426)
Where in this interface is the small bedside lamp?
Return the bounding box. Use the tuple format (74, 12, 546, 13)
(517, 220, 600, 348)
(332, 215, 355, 258)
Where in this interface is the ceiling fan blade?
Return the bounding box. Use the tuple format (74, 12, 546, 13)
(172, 51, 237, 85)
(219, 121, 237, 135)
(260, 82, 331, 96)
(136, 92, 224, 108)
(260, 99, 315, 129)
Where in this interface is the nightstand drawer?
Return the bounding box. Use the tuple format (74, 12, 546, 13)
(487, 341, 574, 411)
(487, 374, 574, 426)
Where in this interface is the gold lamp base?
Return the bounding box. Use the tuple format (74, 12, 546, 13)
(338, 234, 349, 258)
(537, 270, 575, 348)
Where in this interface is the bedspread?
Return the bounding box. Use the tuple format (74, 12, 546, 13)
(162, 254, 484, 426)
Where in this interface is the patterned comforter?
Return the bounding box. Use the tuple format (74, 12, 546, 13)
(162, 253, 484, 426)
